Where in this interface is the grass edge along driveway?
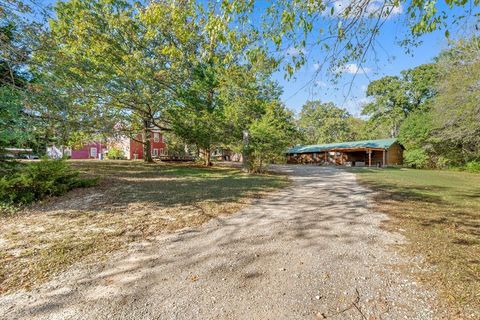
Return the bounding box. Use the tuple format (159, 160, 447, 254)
(0, 161, 289, 294)
(352, 167, 479, 319)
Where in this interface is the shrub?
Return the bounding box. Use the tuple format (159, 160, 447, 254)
(0, 160, 25, 177)
(107, 147, 125, 160)
(0, 159, 98, 206)
(404, 148, 429, 168)
(465, 161, 480, 173)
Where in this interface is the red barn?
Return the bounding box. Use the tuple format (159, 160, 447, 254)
(68, 129, 167, 160)
(71, 142, 107, 160)
(125, 130, 167, 160)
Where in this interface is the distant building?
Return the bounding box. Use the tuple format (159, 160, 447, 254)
(66, 128, 168, 160)
(285, 139, 404, 167)
(71, 142, 107, 160)
(47, 146, 71, 159)
(121, 129, 167, 160)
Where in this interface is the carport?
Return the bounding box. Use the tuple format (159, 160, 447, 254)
(285, 139, 404, 167)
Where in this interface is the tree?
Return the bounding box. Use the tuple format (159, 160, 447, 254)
(362, 62, 440, 166)
(162, 1, 275, 166)
(398, 110, 433, 167)
(247, 102, 296, 172)
(430, 37, 480, 165)
(39, 0, 270, 165)
(363, 76, 409, 138)
(257, 0, 479, 78)
(401, 63, 438, 108)
(298, 101, 355, 144)
(219, 67, 283, 162)
(0, 86, 29, 150)
(168, 63, 226, 166)
(0, 20, 34, 151)
(36, 0, 197, 162)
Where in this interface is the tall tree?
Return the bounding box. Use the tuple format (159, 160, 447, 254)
(298, 101, 355, 144)
(247, 102, 297, 172)
(401, 63, 438, 108)
(0, 20, 34, 151)
(430, 37, 480, 164)
(363, 76, 410, 138)
(164, 0, 273, 166)
(398, 110, 434, 167)
(37, 0, 197, 162)
(168, 62, 226, 166)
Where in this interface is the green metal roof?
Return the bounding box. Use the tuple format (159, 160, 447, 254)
(286, 139, 397, 154)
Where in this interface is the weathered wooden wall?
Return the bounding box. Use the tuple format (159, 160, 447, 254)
(370, 151, 385, 166)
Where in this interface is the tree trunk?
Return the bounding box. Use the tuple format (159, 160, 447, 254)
(204, 148, 211, 166)
(143, 118, 153, 163)
(242, 130, 249, 172)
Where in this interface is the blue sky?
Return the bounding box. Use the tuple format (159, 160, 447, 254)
(270, 2, 470, 116)
(274, 29, 446, 116)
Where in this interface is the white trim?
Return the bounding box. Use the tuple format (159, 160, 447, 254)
(90, 147, 98, 158)
(153, 132, 160, 142)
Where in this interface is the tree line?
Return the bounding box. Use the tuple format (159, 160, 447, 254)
(297, 37, 480, 170)
(1, 0, 479, 172)
(1, 0, 297, 171)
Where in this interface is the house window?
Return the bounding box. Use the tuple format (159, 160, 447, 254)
(152, 148, 159, 157)
(90, 147, 97, 158)
(153, 132, 160, 142)
(160, 148, 165, 156)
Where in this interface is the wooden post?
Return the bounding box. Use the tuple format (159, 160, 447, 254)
(383, 149, 386, 167)
(368, 149, 372, 167)
(324, 152, 327, 163)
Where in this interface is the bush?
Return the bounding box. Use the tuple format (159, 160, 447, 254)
(0, 160, 25, 177)
(107, 147, 125, 160)
(0, 159, 98, 206)
(404, 148, 429, 168)
(465, 161, 480, 173)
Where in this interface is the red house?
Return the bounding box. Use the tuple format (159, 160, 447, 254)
(125, 130, 167, 160)
(71, 142, 107, 160)
(69, 129, 166, 160)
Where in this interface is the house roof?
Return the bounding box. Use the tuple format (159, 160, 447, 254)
(286, 139, 398, 154)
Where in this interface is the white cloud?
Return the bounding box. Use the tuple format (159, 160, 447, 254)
(329, 0, 402, 19)
(315, 80, 328, 88)
(343, 96, 373, 115)
(313, 63, 321, 71)
(286, 47, 307, 57)
(358, 96, 373, 105)
(336, 63, 371, 74)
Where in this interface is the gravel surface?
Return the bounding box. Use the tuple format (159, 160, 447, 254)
(0, 165, 444, 319)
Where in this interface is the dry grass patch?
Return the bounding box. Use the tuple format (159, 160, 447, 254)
(0, 160, 289, 294)
(352, 168, 479, 319)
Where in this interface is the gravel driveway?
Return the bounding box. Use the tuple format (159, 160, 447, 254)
(0, 166, 443, 319)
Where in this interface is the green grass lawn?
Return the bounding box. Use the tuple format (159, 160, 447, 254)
(0, 160, 289, 294)
(353, 168, 480, 318)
